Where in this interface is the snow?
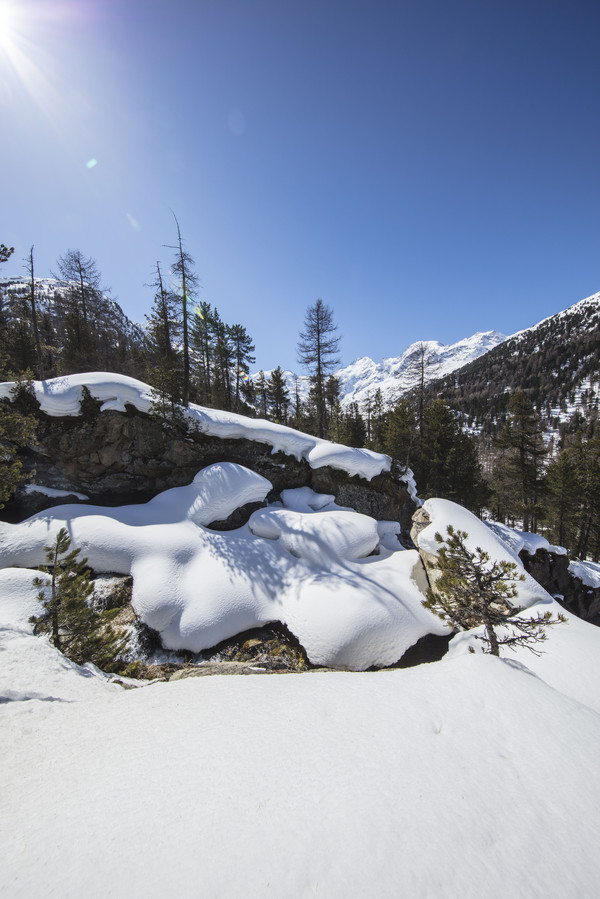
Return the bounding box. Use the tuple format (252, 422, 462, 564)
(0, 372, 391, 481)
(257, 331, 506, 411)
(415, 498, 553, 610)
(0, 463, 443, 670)
(338, 330, 507, 407)
(485, 519, 567, 557)
(2, 648, 600, 898)
(569, 558, 600, 588)
(24, 484, 89, 501)
(3, 455, 600, 895)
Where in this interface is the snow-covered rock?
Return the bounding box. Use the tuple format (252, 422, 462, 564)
(0, 463, 443, 670)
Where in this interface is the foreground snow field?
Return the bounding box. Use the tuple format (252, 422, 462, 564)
(2, 373, 600, 896)
(2, 646, 600, 899)
(2, 542, 600, 898)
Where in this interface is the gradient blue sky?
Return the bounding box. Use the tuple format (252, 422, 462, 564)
(1, 0, 599, 372)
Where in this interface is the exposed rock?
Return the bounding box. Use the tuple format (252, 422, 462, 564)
(202, 622, 311, 671)
(410, 506, 439, 594)
(5, 406, 417, 538)
(170, 661, 275, 678)
(411, 507, 600, 628)
(519, 548, 600, 625)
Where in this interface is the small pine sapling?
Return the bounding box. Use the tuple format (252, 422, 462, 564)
(422, 525, 566, 657)
(31, 527, 131, 672)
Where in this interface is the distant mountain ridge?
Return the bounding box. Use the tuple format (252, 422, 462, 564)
(0, 277, 145, 376)
(428, 290, 600, 431)
(258, 330, 507, 409)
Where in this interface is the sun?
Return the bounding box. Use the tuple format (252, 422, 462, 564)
(0, 0, 20, 51)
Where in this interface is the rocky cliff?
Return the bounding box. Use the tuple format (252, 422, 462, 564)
(5, 401, 417, 539)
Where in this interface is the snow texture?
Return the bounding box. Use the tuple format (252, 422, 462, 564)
(0, 372, 391, 481)
(486, 519, 567, 557)
(416, 498, 553, 610)
(0, 463, 443, 670)
(24, 484, 89, 501)
(2, 648, 600, 898)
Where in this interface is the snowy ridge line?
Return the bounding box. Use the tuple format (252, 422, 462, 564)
(506, 290, 600, 342)
(0, 372, 393, 482)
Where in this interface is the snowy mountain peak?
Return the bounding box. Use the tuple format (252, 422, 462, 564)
(338, 330, 507, 407)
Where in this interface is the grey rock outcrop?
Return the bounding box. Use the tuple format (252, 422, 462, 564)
(6, 405, 417, 538)
(519, 548, 600, 624)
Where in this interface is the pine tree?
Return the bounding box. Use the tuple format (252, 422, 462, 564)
(545, 447, 580, 549)
(145, 261, 184, 422)
(384, 398, 417, 470)
(0, 244, 14, 265)
(190, 301, 214, 404)
(24, 247, 45, 380)
(166, 213, 199, 405)
(55, 249, 101, 370)
(423, 526, 565, 656)
(0, 385, 37, 508)
(254, 370, 269, 418)
(31, 528, 130, 672)
(267, 366, 289, 422)
(297, 298, 341, 438)
(369, 388, 387, 452)
(211, 310, 234, 409)
(494, 391, 547, 531)
(228, 323, 256, 411)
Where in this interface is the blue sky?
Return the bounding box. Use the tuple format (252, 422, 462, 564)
(1, 0, 599, 372)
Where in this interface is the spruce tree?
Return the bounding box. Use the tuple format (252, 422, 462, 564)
(190, 301, 214, 404)
(166, 213, 199, 405)
(494, 391, 547, 532)
(31, 528, 130, 672)
(254, 370, 269, 418)
(267, 366, 289, 422)
(423, 526, 565, 656)
(0, 387, 37, 508)
(228, 323, 256, 411)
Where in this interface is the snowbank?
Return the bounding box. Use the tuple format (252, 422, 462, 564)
(0, 464, 444, 670)
(485, 519, 567, 557)
(0, 372, 392, 481)
(415, 498, 553, 610)
(569, 558, 600, 589)
(2, 653, 600, 898)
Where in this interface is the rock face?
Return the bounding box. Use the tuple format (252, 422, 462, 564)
(6, 405, 417, 538)
(519, 548, 600, 624)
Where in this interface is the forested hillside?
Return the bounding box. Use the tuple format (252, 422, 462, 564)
(428, 291, 600, 436)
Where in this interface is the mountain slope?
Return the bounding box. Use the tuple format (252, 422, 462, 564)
(0, 277, 145, 376)
(428, 291, 600, 430)
(338, 331, 506, 407)
(258, 331, 506, 409)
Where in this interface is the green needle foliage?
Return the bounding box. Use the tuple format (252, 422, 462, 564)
(31, 527, 131, 672)
(423, 525, 566, 656)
